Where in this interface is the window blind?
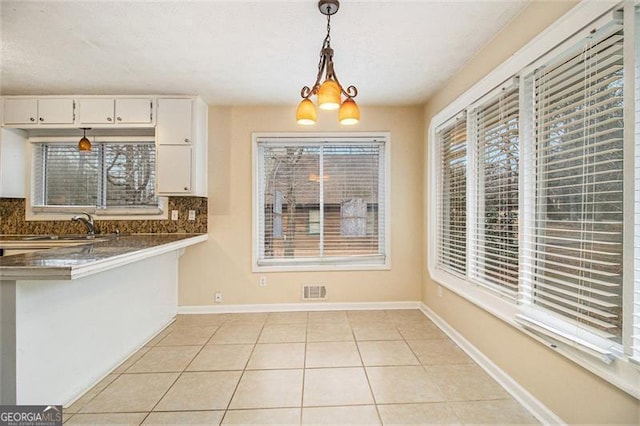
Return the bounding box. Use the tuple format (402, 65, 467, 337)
(632, 7, 640, 365)
(471, 87, 520, 296)
(256, 138, 386, 266)
(32, 142, 158, 211)
(521, 22, 624, 346)
(436, 115, 468, 276)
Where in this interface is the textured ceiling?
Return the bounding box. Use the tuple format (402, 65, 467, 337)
(0, 0, 531, 106)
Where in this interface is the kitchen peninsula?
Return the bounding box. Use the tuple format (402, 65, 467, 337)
(0, 233, 207, 406)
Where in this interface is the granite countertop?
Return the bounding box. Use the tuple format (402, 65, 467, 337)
(0, 233, 208, 280)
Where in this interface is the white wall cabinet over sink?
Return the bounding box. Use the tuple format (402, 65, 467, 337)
(3, 98, 74, 125)
(156, 97, 207, 197)
(77, 98, 153, 125)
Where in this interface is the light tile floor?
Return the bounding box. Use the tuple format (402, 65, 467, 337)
(64, 309, 539, 425)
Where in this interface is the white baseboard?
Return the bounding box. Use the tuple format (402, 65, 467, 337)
(178, 301, 421, 314)
(419, 303, 564, 426)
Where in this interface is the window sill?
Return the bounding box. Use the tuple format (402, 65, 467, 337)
(253, 260, 390, 273)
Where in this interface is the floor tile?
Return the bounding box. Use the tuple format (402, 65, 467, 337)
(222, 408, 301, 424)
(407, 338, 472, 365)
(126, 345, 200, 373)
(308, 310, 349, 324)
(266, 311, 308, 324)
(426, 363, 509, 401)
(302, 405, 380, 425)
(259, 323, 307, 343)
(63, 413, 73, 424)
(81, 373, 178, 413)
(347, 310, 389, 324)
(65, 374, 119, 413)
(397, 323, 447, 340)
(352, 325, 402, 341)
(357, 340, 420, 366)
(247, 343, 305, 369)
(385, 309, 429, 325)
(187, 344, 253, 371)
(306, 323, 354, 342)
(225, 313, 268, 325)
(146, 326, 175, 347)
(112, 347, 151, 374)
(303, 367, 374, 407)
(377, 402, 461, 425)
(155, 371, 241, 411)
(229, 369, 303, 409)
(210, 324, 263, 344)
(156, 326, 218, 346)
(142, 410, 224, 425)
(305, 341, 362, 368)
(449, 399, 540, 424)
(66, 412, 147, 425)
(173, 314, 228, 327)
(366, 366, 445, 404)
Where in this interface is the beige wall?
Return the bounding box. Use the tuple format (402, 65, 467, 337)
(179, 105, 424, 306)
(423, 1, 639, 424)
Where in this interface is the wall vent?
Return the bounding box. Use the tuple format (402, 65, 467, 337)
(302, 285, 327, 300)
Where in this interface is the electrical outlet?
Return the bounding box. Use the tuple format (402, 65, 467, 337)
(259, 276, 267, 287)
(437, 285, 443, 297)
(215, 291, 223, 303)
(188, 210, 196, 221)
(171, 210, 179, 221)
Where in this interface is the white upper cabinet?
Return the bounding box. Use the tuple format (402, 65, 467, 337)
(78, 97, 152, 125)
(156, 98, 192, 145)
(156, 97, 207, 196)
(3, 98, 74, 125)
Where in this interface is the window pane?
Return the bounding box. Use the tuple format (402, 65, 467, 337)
(324, 144, 381, 256)
(256, 138, 386, 266)
(261, 146, 321, 259)
(104, 143, 158, 207)
(437, 116, 467, 276)
(41, 145, 99, 206)
(473, 87, 519, 295)
(526, 26, 624, 342)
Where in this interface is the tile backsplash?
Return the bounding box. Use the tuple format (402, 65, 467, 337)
(0, 197, 207, 235)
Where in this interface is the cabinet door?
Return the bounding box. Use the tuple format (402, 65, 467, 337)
(157, 145, 192, 193)
(156, 98, 192, 145)
(115, 98, 152, 124)
(78, 99, 115, 124)
(38, 98, 75, 124)
(3, 98, 38, 124)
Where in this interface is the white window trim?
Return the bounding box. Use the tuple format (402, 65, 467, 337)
(427, 0, 640, 398)
(26, 136, 168, 221)
(252, 132, 391, 272)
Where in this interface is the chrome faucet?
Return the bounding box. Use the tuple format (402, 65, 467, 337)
(72, 212, 97, 235)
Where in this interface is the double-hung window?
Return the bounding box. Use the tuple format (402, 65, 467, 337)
(430, 3, 640, 394)
(254, 134, 389, 270)
(31, 137, 160, 214)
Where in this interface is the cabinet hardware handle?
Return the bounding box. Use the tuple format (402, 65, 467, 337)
(107, 117, 112, 122)
(184, 138, 190, 143)
(39, 117, 44, 122)
(117, 117, 122, 121)
(30, 117, 35, 122)
(184, 187, 189, 191)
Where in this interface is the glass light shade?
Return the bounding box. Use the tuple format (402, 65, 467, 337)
(78, 136, 92, 151)
(339, 98, 360, 125)
(318, 79, 341, 110)
(296, 98, 317, 125)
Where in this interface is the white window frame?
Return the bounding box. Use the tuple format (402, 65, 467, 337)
(26, 136, 168, 221)
(252, 132, 391, 272)
(428, 0, 640, 398)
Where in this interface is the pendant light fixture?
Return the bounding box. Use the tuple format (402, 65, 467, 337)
(297, 0, 359, 126)
(78, 128, 92, 151)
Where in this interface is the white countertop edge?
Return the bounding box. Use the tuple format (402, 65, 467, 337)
(1, 234, 208, 281)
